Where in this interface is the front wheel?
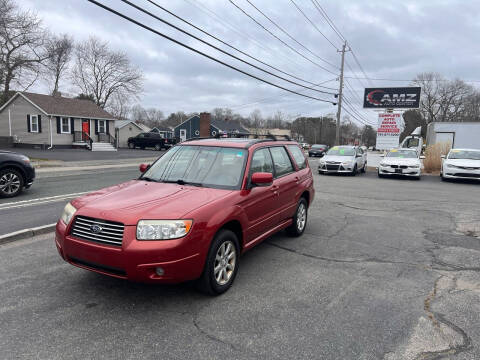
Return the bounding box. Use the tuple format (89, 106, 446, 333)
(350, 164, 357, 176)
(286, 198, 308, 237)
(361, 162, 366, 173)
(0, 168, 24, 198)
(154, 144, 161, 151)
(196, 229, 240, 295)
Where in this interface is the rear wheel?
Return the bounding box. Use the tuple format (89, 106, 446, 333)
(361, 162, 366, 173)
(196, 229, 239, 295)
(0, 168, 24, 198)
(154, 143, 161, 151)
(286, 198, 308, 237)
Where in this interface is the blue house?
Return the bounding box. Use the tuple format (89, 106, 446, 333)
(174, 112, 250, 142)
(150, 125, 174, 139)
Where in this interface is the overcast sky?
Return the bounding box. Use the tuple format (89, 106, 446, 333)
(17, 0, 480, 126)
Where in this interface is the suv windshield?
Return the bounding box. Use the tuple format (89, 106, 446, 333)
(326, 147, 355, 156)
(142, 145, 247, 189)
(387, 149, 418, 158)
(448, 150, 480, 160)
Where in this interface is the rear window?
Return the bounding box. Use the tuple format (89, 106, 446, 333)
(287, 145, 307, 170)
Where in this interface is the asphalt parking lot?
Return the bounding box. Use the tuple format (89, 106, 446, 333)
(1, 167, 480, 359)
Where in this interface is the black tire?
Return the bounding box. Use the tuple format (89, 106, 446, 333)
(154, 143, 161, 151)
(196, 229, 240, 296)
(0, 168, 24, 198)
(377, 170, 384, 178)
(286, 198, 308, 237)
(128, 142, 135, 149)
(361, 162, 366, 173)
(350, 164, 357, 176)
(441, 174, 447, 182)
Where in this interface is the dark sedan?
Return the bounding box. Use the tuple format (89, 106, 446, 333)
(0, 150, 35, 197)
(308, 144, 329, 157)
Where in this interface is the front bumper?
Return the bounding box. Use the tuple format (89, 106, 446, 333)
(443, 167, 480, 180)
(378, 166, 420, 177)
(55, 220, 205, 283)
(25, 164, 35, 186)
(318, 163, 355, 173)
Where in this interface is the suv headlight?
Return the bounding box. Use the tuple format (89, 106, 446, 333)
(61, 202, 77, 225)
(137, 220, 193, 240)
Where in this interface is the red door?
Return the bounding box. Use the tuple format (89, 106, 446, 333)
(82, 120, 90, 141)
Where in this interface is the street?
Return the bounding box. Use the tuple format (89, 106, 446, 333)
(0, 167, 140, 235)
(1, 168, 480, 359)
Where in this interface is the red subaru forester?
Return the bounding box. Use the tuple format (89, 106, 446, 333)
(55, 138, 314, 295)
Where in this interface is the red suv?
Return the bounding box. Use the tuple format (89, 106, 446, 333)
(55, 138, 314, 294)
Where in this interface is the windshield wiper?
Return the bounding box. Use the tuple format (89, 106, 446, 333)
(141, 176, 157, 182)
(161, 179, 203, 187)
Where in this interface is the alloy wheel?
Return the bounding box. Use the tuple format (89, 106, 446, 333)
(0, 172, 21, 195)
(297, 202, 307, 232)
(214, 240, 236, 285)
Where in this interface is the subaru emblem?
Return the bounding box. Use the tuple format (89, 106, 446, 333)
(91, 224, 103, 233)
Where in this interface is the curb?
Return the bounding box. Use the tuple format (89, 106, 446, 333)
(0, 223, 56, 245)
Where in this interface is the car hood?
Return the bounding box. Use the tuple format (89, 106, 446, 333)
(381, 158, 420, 166)
(321, 155, 355, 162)
(71, 180, 233, 225)
(445, 159, 480, 167)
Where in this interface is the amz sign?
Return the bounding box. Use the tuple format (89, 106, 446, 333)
(363, 87, 421, 109)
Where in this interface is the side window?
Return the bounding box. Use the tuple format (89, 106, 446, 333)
(250, 148, 274, 174)
(138, 133, 145, 138)
(287, 145, 306, 170)
(269, 146, 294, 177)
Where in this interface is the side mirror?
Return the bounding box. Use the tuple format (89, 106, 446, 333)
(440, 155, 446, 159)
(139, 163, 150, 173)
(251, 172, 273, 186)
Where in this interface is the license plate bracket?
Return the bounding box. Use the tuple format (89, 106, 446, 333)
(395, 169, 402, 174)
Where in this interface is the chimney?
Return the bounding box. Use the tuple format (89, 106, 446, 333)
(199, 112, 211, 137)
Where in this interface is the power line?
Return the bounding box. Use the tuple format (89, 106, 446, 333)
(289, 0, 339, 50)
(310, 0, 345, 42)
(343, 97, 376, 126)
(344, 76, 480, 83)
(87, 0, 337, 104)
(230, 78, 337, 110)
(244, 0, 338, 69)
(345, 60, 368, 88)
(228, 0, 338, 75)
(151, 0, 335, 90)
(349, 50, 374, 87)
(120, 0, 336, 95)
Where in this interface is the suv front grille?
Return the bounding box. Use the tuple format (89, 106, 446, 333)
(71, 216, 124, 246)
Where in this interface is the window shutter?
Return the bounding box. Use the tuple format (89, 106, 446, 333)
(27, 115, 31, 132)
(70, 117, 75, 134)
(106, 120, 110, 135)
(95, 120, 99, 134)
(38, 115, 42, 133)
(56, 117, 61, 134)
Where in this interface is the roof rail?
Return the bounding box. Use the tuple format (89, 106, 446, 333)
(252, 134, 292, 141)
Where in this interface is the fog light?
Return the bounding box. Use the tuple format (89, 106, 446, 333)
(155, 267, 164, 276)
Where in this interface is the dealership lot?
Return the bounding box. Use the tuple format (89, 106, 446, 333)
(1, 167, 479, 359)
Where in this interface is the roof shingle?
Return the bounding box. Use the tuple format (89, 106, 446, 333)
(21, 92, 115, 119)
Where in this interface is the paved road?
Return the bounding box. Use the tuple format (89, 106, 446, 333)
(1, 169, 480, 359)
(0, 147, 162, 161)
(0, 167, 140, 235)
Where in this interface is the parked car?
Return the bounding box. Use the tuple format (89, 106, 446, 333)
(55, 138, 314, 295)
(308, 144, 329, 157)
(127, 132, 175, 150)
(0, 150, 35, 198)
(318, 145, 366, 175)
(378, 148, 421, 180)
(441, 148, 480, 181)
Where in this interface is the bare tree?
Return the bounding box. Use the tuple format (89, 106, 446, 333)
(0, 0, 49, 105)
(44, 33, 73, 95)
(130, 104, 165, 128)
(72, 36, 143, 109)
(249, 109, 263, 134)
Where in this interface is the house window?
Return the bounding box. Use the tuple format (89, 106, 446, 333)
(61, 117, 70, 134)
(98, 120, 106, 133)
(30, 115, 39, 133)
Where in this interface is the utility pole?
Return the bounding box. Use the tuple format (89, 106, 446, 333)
(336, 41, 348, 145)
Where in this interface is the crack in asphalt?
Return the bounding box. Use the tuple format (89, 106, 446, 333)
(416, 276, 473, 359)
